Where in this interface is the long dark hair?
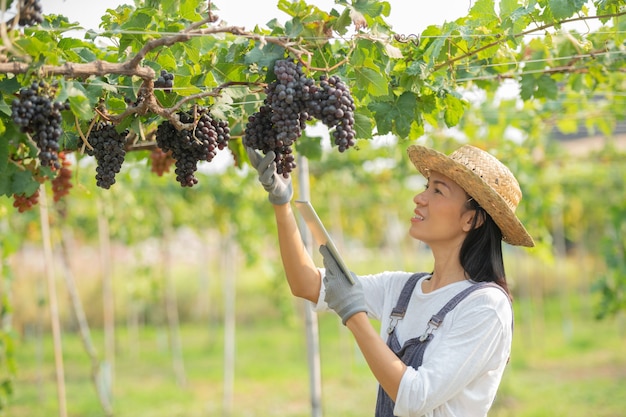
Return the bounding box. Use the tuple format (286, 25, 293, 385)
(460, 198, 511, 298)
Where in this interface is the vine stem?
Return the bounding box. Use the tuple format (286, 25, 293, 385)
(433, 11, 626, 72)
(0, 16, 350, 130)
(74, 115, 95, 152)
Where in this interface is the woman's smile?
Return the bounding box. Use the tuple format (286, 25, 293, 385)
(411, 209, 425, 223)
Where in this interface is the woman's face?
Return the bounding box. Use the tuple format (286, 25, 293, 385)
(409, 171, 476, 248)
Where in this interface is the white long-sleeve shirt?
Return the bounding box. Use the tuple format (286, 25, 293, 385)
(313, 270, 513, 417)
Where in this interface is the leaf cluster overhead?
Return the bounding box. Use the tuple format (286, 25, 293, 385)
(0, 0, 622, 199)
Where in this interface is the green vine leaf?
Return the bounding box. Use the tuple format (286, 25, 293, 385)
(354, 111, 374, 139)
(10, 169, 39, 197)
(0, 93, 12, 117)
(178, 0, 204, 21)
(443, 94, 465, 127)
(353, 63, 389, 97)
(368, 91, 417, 137)
(469, 0, 498, 23)
(0, 129, 8, 176)
(57, 80, 95, 121)
(244, 44, 286, 71)
(535, 75, 558, 100)
(549, 0, 588, 20)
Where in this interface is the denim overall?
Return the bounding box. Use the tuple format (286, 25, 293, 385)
(374, 273, 508, 417)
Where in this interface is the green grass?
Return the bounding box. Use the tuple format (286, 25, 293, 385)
(492, 296, 626, 417)
(10, 316, 377, 417)
(7, 293, 626, 417)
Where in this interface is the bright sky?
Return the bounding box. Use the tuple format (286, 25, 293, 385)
(46, 0, 473, 34)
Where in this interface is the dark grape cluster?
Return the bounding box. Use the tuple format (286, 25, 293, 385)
(11, 81, 69, 170)
(155, 69, 174, 93)
(155, 108, 231, 187)
(244, 59, 315, 177)
(86, 122, 128, 189)
(17, 0, 43, 27)
(242, 103, 279, 158)
(244, 59, 357, 177)
(307, 75, 356, 152)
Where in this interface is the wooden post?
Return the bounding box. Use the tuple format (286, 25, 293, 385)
(552, 192, 573, 340)
(39, 185, 68, 417)
(222, 226, 236, 417)
(297, 155, 323, 417)
(97, 196, 115, 404)
(59, 226, 113, 415)
(160, 206, 187, 388)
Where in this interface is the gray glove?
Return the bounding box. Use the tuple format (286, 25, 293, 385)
(320, 244, 367, 325)
(246, 147, 293, 205)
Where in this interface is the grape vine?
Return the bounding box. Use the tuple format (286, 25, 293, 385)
(11, 81, 69, 171)
(243, 59, 357, 177)
(85, 122, 129, 189)
(155, 107, 231, 187)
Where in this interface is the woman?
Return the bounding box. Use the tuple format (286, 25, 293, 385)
(246, 144, 534, 417)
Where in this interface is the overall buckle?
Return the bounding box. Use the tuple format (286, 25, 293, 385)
(419, 315, 443, 341)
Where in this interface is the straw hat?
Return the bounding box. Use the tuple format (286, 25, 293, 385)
(407, 144, 534, 247)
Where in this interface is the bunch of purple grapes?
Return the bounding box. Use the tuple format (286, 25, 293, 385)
(244, 59, 313, 177)
(86, 122, 128, 189)
(306, 75, 356, 152)
(156, 108, 230, 187)
(244, 59, 357, 177)
(11, 80, 69, 170)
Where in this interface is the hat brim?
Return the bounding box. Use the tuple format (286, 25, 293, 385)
(407, 145, 534, 247)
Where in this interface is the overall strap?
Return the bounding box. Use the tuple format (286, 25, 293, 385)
(418, 281, 506, 342)
(386, 272, 429, 335)
(375, 281, 509, 417)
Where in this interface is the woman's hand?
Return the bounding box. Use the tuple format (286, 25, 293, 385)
(246, 147, 293, 205)
(320, 244, 367, 325)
